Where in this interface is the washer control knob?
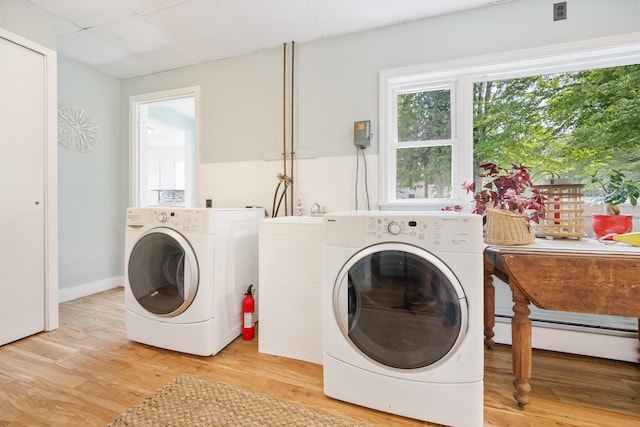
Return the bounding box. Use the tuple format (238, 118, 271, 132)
(387, 221, 402, 235)
(158, 212, 168, 223)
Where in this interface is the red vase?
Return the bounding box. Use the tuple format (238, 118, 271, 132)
(591, 213, 633, 238)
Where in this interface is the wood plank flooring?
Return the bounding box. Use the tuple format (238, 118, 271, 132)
(0, 287, 638, 426)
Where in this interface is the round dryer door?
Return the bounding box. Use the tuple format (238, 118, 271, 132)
(333, 243, 468, 369)
(128, 228, 199, 317)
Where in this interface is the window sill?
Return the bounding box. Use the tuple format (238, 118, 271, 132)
(377, 200, 457, 212)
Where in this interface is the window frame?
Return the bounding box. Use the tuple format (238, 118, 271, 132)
(379, 33, 640, 211)
(394, 81, 456, 200)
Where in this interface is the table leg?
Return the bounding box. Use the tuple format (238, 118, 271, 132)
(483, 259, 495, 349)
(511, 286, 532, 408)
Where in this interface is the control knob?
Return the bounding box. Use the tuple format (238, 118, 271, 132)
(158, 212, 168, 223)
(387, 221, 402, 235)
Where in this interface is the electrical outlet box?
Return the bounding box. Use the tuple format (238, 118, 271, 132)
(354, 120, 371, 147)
(553, 2, 567, 21)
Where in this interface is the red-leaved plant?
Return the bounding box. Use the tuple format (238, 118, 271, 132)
(462, 163, 546, 222)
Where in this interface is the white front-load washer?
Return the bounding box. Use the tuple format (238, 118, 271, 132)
(124, 207, 264, 356)
(323, 211, 484, 426)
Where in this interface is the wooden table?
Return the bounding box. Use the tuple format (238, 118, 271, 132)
(483, 238, 640, 407)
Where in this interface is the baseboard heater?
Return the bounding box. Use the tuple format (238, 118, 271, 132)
(495, 314, 638, 338)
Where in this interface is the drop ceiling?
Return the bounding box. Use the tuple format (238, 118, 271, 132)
(29, 0, 508, 79)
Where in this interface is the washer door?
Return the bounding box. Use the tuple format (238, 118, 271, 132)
(333, 243, 467, 369)
(128, 228, 199, 317)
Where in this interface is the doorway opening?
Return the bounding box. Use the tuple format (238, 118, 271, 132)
(130, 87, 200, 207)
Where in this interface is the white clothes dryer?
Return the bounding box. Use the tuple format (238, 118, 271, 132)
(124, 207, 263, 356)
(323, 211, 484, 427)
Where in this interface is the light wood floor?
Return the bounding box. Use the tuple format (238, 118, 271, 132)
(0, 288, 638, 426)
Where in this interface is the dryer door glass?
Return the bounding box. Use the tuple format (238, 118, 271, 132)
(334, 244, 467, 369)
(128, 229, 199, 317)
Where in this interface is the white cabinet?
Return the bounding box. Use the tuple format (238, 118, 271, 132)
(258, 216, 324, 364)
(0, 29, 58, 346)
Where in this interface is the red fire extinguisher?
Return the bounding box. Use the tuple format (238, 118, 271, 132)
(242, 285, 255, 340)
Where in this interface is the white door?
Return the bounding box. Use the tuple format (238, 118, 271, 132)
(0, 35, 46, 345)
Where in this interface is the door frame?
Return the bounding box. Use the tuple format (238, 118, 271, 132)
(0, 27, 58, 331)
(129, 86, 201, 208)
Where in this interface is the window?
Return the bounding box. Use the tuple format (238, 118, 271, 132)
(473, 67, 640, 192)
(395, 85, 454, 200)
(379, 35, 640, 210)
(130, 87, 200, 208)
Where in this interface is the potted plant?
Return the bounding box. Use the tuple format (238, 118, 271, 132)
(463, 163, 546, 218)
(590, 169, 639, 238)
(462, 163, 546, 245)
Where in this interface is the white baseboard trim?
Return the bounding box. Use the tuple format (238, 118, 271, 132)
(493, 317, 639, 363)
(59, 277, 123, 303)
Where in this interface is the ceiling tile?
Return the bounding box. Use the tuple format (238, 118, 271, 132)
(56, 28, 130, 65)
(30, 0, 136, 28)
(145, 0, 254, 57)
(88, 17, 173, 55)
(127, 46, 196, 75)
(216, 0, 322, 48)
(28, 0, 512, 78)
(53, 15, 83, 37)
(120, 0, 187, 14)
(399, 0, 496, 21)
(308, 0, 400, 37)
(176, 35, 252, 64)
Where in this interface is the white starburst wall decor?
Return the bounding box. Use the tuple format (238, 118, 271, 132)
(57, 105, 101, 152)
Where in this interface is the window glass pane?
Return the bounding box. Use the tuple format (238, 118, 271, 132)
(396, 146, 452, 199)
(473, 64, 640, 195)
(397, 89, 451, 142)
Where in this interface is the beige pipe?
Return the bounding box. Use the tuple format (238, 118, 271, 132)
(282, 42, 288, 215)
(289, 40, 295, 215)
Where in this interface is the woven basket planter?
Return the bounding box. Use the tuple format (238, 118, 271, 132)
(485, 208, 535, 245)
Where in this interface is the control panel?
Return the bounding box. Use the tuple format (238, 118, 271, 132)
(362, 214, 482, 251)
(126, 208, 206, 232)
(353, 120, 371, 148)
(366, 216, 427, 242)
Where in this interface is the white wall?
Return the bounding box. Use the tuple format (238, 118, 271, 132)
(200, 154, 378, 215)
(57, 56, 124, 300)
(120, 0, 640, 213)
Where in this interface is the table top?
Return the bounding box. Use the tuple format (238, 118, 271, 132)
(485, 237, 640, 256)
(484, 237, 640, 317)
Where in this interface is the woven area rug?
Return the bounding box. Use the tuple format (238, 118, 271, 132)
(108, 374, 371, 427)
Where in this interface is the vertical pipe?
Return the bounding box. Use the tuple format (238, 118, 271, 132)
(282, 42, 288, 215)
(289, 40, 295, 215)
